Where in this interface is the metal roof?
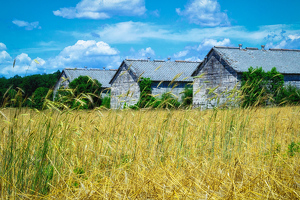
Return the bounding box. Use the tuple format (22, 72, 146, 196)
(63, 68, 117, 88)
(123, 59, 201, 82)
(213, 47, 300, 74)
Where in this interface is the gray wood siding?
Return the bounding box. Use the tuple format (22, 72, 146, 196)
(193, 56, 239, 109)
(110, 69, 140, 109)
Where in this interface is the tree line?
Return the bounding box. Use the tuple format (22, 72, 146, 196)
(0, 71, 61, 108)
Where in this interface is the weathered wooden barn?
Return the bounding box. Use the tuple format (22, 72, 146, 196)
(192, 45, 300, 109)
(53, 68, 117, 98)
(109, 59, 201, 109)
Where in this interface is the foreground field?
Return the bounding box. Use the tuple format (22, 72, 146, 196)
(0, 107, 300, 199)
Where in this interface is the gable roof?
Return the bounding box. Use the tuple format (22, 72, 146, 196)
(212, 47, 300, 74)
(63, 68, 117, 88)
(110, 59, 201, 84)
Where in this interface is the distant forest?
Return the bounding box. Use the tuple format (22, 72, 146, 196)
(0, 70, 61, 103)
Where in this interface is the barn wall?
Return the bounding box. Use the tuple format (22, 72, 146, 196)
(193, 55, 239, 109)
(151, 81, 190, 101)
(110, 68, 140, 109)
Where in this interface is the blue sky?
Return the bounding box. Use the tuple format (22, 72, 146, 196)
(1, 0, 300, 77)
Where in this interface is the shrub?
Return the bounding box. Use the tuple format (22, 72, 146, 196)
(154, 93, 181, 109)
(101, 95, 111, 109)
(136, 77, 155, 108)
(276, 85, 300, 105)
(241, 67, 284, 107)
(181, 85, 193, 107)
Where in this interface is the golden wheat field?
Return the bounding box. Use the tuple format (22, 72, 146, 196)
(0, 106, 300, 199)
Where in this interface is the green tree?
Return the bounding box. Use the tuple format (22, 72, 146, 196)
(68, 76, 102, 109)
(32, 87, 51, 110)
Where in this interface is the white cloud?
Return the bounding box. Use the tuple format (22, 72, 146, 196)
(12, 20, 41, 30)
(288, 34, 300, 40)
(127, 47, 155, 59)
(71, 22, 297, 46)
(0, 43, 7, 50)
(48, 40, 120, 69)
(0, 51, 12, 63)
(196, 38, 231, 50)
(137, 47, 155, 57)
(173, 50, 189, 58)
(0, 40, 122, 77)
(173, 38, 231, 61)
(16, 53, 31, 64)
(265, 32, 300, 49)
(176, 0, 230, 27)
(76, 21, 170, 44)
(53, 0, 146, 19)
(0, 52, 46, 76)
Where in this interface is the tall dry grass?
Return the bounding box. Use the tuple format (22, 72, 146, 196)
(0, 106, 300, 199)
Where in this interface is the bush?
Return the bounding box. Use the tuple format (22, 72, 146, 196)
(276, 85, 300, 105)
(154, 93, 181, 109)
(136, 77, 155, 108)
(241, 67, 284, 107)
(181, 85, 193, 107)
(101, 95, 111, 109)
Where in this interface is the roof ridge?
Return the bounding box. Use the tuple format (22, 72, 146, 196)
(245, 47, 259, 50)
(269, 48, 300, 52)
(126, 59, 148, 62)
(214, 46, 239, 49)
(64, 68, 117, 71)
(175, 60, 201, 63)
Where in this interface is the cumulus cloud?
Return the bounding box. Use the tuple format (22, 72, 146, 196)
(128, 47, 155, 59)
(288, 34, 300, 40)
(0, 43, 7, 50)
(173, 50, 189, 59)
(48, 40, 120, 69)
(173, 38, 231, 61)
(176, 0, 230, 27)
(0, 40, 122, 77)
(0, 43, 12, 65)
(196, 38, 231, 50)
(137, 47, 155, 58)
(53, 0, 146, 19)
(12, 20, 41, 30)
(0, 52, 46, 76)
(0, 51, 12, 63)
(265, 31, 300, 49)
